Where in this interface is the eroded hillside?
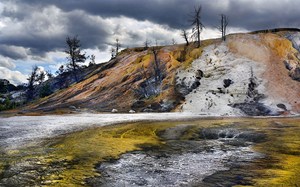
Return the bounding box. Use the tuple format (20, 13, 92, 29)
(24, 31, 300, 116)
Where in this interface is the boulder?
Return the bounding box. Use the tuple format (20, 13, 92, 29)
(290, 67, 300, 81)
(111, 109, 118, 113)
(277, 103, 287, 111)
(131, 100, 146, 111)
(231, 102, 274, 116)
(129, 110, 136, 113)
(223, 79, 233, 88)
(69, 106, 77, 111)
(195, 69, 204, 79)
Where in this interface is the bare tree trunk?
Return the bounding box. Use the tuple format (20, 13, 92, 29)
(196, 19, 201, 47)
(72, 58, 78, 81)
(218, 14, 229, 41)
(116, 38, 120, 55)
(190, 6, 204, 48)
(152, 48, 162, 85)
(181, 30, 189, 46)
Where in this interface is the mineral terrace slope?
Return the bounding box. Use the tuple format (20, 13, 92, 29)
(229, 33, 300, 113)
(177, 33, 300, 116)
(25, 32, 300, 116)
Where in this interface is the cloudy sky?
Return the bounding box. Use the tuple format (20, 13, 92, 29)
(0, 0, 299, 85)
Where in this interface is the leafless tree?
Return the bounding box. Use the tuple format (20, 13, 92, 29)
(155, 39, 158, 47)
(190, 5, 204, 47)
(181, 29, 189, 46)
(115, 38, 121, 55)
(111, 47, 116, 59)
(218, 14, 229, 41)
(132, 48, 165, 98)
(144, 39, 150, 49)
(151, 47, 163, 85)
(65, 35, 86, 81)
(172, 38, 176, 45)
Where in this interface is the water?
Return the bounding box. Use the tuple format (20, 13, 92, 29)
(0, 113, 198, 150)
(95, 141, 259, 187)
(91, 127, 263, 187)
(0, 114, 299, 186)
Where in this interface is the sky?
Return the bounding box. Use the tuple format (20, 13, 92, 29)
(0, 0, 299, 85)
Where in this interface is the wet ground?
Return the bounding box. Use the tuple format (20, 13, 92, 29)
(0, 115, 299, 186)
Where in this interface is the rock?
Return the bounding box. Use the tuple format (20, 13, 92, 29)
(217, 87, 225, 94)
(69, 106, 77, 110)
(157, 125, 193, 140)
(191, 81, 200, 89)
(142, 108, 154, 112)
(290, 67, 300, 81)
(149, 102, 161, 110)
(277, 103, 287, 111)
(111, 109, 118, 113)
(175, 83, 191, 96)
(195, 70, 204, 79)
(284, 60, 293, 70)
(129, 110, 136, 113)
(223, 79, 233, 88)
(131, 100, 145, 110)
(231, 102, 274, 116)
(284, 60, 300, 81)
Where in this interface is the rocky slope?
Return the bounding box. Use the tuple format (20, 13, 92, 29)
(19, 30, 300, 116)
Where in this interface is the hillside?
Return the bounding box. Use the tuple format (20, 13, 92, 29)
(19, 31, 300, 116)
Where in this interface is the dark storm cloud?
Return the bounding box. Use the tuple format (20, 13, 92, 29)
(0, 45, 28, 60)
(16, 0, 300, 30)
(17, 0, 196, 29)
(0, 4, 109, 58)
(65, 10, 109, 49)
(226, 1, 300, 30)
(0, 35, 64, 57)
(1, 0, 300, 62)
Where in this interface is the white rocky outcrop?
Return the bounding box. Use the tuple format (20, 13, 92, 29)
(176, 40, 291, 116)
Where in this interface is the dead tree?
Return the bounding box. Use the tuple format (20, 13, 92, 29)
(218, 14, 229, 41)
(111, 47, 116, 59)
(190, 5, 204, 47)
(144, 39, 150, 49)
(181, 29, 189, 46)
(115, 38, 121, 55)
(152, 47, 163, 85)
(133, 48, 165, 99)
(172, 38, 176, 45)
